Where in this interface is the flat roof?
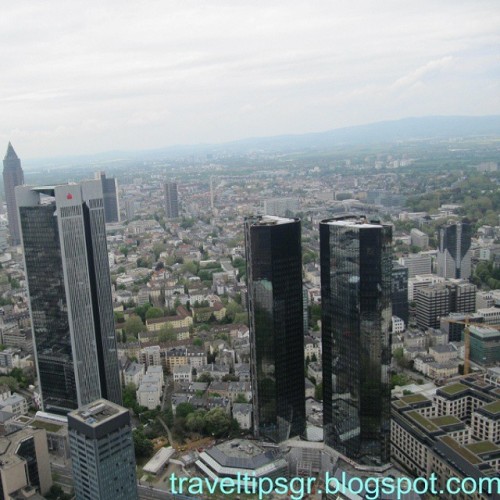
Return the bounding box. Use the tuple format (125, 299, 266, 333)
(253, 215, 296, 225)
(399, 394, 430, 405)
(438, 383, 468, 396)
(429, 415, 462, 427)
(68, 399, 125, 428)
(465, 441, 499, 455)
(480, 400, 500, 415)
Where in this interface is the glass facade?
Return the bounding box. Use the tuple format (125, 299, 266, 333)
(392, 262, 409, 325)
(18, 182, 122, 414)
(20, 204, 78, 412)
(245, 216, 305, 442)
(164, 182, 179, 219)
(320, 216, 392, 465)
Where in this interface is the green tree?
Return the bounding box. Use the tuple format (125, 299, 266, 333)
(124, 316, 145, 337)
(135, 303, 152, 322)
(132, 429, 154, 458)
(145, 307, 164, 320)
(197, 372, 213, 383)
(175, 402, 195, 419)
(204, 407, 231, 438)
(158, 324, 176, 342)
(186, 409, 207, 433)
(153, 242, 166, 260)
(234, 393, 248, 403)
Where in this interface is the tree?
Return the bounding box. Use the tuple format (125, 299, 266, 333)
(137, 257, 152, 269)
(153, 242, 166, 261)
(193, 337, 203, 347)
(124, 316, 145, 337)
(135, 303, 152, 322)
(234, 393, 247, 403)
(186, 409, 206, 433)
(158, 324, 176, 342)
(175, 402, 195, 419)
(197, 372, 213, 383)
(204, 407, 231, 438)
(132, 429, 153, 458)
(145, 307, 164, 320)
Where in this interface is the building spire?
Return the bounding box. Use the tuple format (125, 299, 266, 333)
(4, 142, 18, 161)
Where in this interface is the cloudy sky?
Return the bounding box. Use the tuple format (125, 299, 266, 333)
(1, 0, 499, 158)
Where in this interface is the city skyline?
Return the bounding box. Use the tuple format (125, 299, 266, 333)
(1, 1, 499, 157)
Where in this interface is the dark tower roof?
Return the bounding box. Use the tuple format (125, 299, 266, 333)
(4, 142, 19, 162)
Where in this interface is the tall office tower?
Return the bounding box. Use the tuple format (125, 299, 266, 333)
(263, 197, 299, 217)
(95, 171, 120, 223)
(16, 182, 122, 414)
(245, 215, 305, 442)
(392, 262, 409, 325)
(437, 221, 472, 279)
(68, 399, 138, 500)
(124, 199, 135, 220)
(2, 142, 24, 245)
(320, 215, 392, 465)
(164, 181, 179, 218)
(398, 253, 432, 278)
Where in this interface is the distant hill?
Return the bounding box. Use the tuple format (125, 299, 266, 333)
(212, 115, 500, 153)
(24, 115, 500, 167)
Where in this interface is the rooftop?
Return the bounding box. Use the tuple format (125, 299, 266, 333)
(438, 382, 468, 396)
(465, 441, 499, 455)
(69, 399, 125, 427)
(479, 399, 500, 416)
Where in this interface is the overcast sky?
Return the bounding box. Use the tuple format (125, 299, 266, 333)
(2, 0, 499, 158)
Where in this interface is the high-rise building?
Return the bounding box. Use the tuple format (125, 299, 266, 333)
(68, 399, 138, 500)
(392, 262, 409, 325)
(398, 253, 432, 278)
(164, 181, 179, 218)
(320, 215, 392, 465)
(16, 182, 122, 414)
(245, 215, 305, 442)
(95, 171, 120, 223)
(263, 198, 299, 217)
(437, 222, 472, 279)
(2, 142, 24, 245)
(415, 280, 476, 331)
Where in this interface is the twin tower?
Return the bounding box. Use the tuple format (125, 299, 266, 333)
(245, 214, 392, 465)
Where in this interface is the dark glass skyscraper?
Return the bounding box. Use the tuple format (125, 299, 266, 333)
(2, 143, 24, 245)
(245, 215, 305, 442)
(95, 171, 120, 223)
(392, 262, 409, 325)
(164, 181, 179, 219)
(437, 221, 472, 280)
(320, 215, 392, 465)
(16, 181, 122, 414)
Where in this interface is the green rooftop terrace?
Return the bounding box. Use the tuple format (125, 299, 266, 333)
(466, 441, 499, 455)
(480, 400, 500, 415)
(429, 415, 462, 427)
(439, 383, 468, 396)
(31, 420, 63, 433)
(406, 411, 438, 432)
(399, 393, 430, 405)
(439, 436, 482, 465)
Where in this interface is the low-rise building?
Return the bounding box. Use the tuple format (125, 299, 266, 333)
(172, 365, 192, 383)
(232, 403, 252, 430)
